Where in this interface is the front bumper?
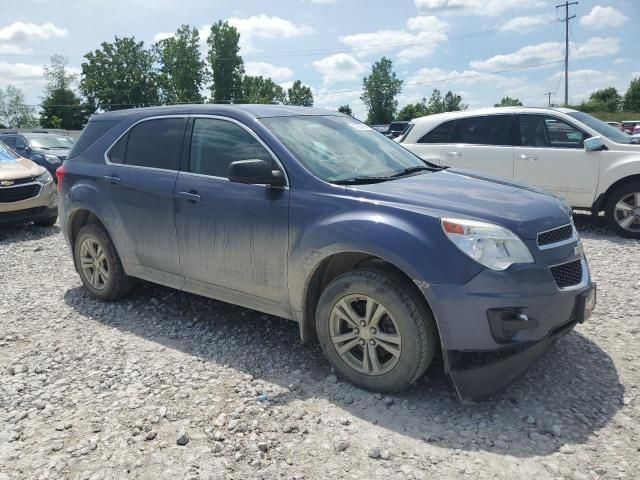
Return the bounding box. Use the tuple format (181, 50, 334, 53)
(423, 254, 595, 402)
(0, 180, 58, 225)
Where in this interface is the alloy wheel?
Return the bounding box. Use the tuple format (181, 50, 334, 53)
(329, 294, 402, 376)
(614, 192, 640, 232)
(79, 238, 109, 290)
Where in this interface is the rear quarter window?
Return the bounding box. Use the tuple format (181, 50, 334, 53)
(68, 120, 119, 159)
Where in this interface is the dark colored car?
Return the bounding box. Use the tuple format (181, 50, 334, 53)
(57, 105, 595, 402)
(385, 121, 410, 138)
(0, 132, 74, 178)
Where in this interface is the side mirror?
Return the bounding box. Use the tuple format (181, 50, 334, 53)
(227, 159, 285, 187)
(584, 136, 607, 152)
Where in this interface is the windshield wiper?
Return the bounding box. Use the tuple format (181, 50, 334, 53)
(332, 176, 395, 185)
(390, 166, 434, 177)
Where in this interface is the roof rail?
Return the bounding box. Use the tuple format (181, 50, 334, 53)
(0, 129, 18, 134)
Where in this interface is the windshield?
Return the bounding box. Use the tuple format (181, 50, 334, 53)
(27, 135, 75, 149)
(260, 115, 433, 183)
(568, 111, 633, 144)
(0, 142, 19, 162)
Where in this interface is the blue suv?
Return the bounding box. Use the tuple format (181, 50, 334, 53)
(58, 105, 596, 402)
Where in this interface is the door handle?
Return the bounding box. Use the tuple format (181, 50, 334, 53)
(520, 154, 538, 161)
(445, 151, 462, 158)
(177, 191, 202, 203)
(103, 175, 121, 185)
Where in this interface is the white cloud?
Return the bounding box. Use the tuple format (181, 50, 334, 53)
(244, 61, 294, 82)
(498, 14, 553, 33)
(0, 62, 45, 90)
(470, 37, 620, 71)
(614, 58, 629, 64)
(0, 22, 68, 43)
(406, 67, 523, 91)
(0, 44, 32, 54)
(339, 16, 448, 62)
(304, 0, 336, 3)
(632, 72, 640, 80)
(414, 0, 544, 16)
(228, 14, 312, 54)
(312, 53, 367, 84)
(152, 31, 174, 43)
(580, 5, 628, 29)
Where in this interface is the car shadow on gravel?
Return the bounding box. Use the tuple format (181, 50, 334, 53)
(64, 282, 624, 459)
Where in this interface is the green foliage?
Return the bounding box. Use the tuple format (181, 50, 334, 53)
(154, 25, 207, 104)
(0, 85, 38, 128)
(623, 77, 640, 112)
(207, 21, 244, 103)
(337, 104, 353, 116)
(572, 87, 622, 113)
(494, 96, 523, 107)
(361, 57, 402, 124)
(241, 76, 286, 104)
(286, 80, 313, 106)
(81, 37, 159, 111)
(40, 55, 89, 129)
(397, 98, 430, 121)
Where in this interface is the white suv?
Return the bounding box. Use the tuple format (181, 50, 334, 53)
(399, 107, 640, 238)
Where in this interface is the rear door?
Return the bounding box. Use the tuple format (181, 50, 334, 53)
(103, 116, 187, 287)
(513, 114, 598, 207)
(174, 116, 290, 316)
(441, 114, 515, 179)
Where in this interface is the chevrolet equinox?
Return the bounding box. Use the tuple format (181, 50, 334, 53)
(58, 105, 596, 402)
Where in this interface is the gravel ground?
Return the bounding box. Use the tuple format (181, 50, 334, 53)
(1, 214, 639, 480)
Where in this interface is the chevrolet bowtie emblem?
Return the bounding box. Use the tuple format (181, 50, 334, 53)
(0, 180, 14, 187)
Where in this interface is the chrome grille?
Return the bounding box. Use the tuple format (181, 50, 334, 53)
(550, 259, 583, 289)
(538, 223, 574, 248)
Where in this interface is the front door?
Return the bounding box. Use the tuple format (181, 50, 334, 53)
(102, 116, 187, 287)
(513, 114, 598, 207)
(175, 117, 290, 316)
(440, 114, 514, 179)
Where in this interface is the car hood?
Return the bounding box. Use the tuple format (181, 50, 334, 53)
(347, 168, 571, 240)
(34, 148, 71, 159)
(0, 157, 45, 180)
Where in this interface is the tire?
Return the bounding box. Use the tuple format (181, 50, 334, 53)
(34, 215, 57, 227)
(74, 223, 135, 301)
(315, 269, 438, 392)
(605, 182, 640, 239)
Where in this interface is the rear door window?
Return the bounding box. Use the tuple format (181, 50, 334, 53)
(418, 120, 455, 144)
(453, 115, 511, 146)
(107, 117, 186, 170)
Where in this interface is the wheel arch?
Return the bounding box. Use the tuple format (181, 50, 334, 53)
(593, 174, 640, 213)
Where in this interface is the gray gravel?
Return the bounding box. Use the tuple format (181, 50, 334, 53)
(1, 214, 639, 479)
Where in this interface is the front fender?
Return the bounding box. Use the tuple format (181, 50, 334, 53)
(596, 153, 640, 199)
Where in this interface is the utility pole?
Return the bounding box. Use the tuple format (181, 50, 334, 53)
(556, 1, 578, 106)
(544, 91, 553, 107)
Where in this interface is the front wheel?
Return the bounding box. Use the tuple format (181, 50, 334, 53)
(605, 182, 640, 238)
(315, 269, 438, 392)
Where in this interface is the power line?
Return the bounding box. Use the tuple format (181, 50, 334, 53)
(556, 1, 578, 106)
(569, 23, 592, 95)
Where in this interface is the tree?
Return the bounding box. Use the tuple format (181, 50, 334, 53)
(81, 36, 159, 111)
(588, 87, 621, 112)
(241, 76, 285, 104)
(286, 80, 313, 106)
(360, 57, 402, 124)
(426, 89, 466, 114)
(207, 21, 244, 103)
(155, 25, 207, 104)
(40, 55, 88, 129)
(0, 85, 38, 128)
(623, 77, 640, 112)
(494, 96, 523, 107)
(397, 98, 430, 121)
(337, 104, 353, 116)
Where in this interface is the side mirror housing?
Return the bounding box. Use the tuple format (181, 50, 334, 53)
(227, 159, 285, 187)
(584, 136, 607, 152)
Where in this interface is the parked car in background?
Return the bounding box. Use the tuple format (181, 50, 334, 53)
(0, 131, 74, 179)
(621, 121, 640, 135)
(0, 141, 58, 227)
(400, 107, 640, 238)
(371, 124, 389, 133)
(57, 105, 595, 402)
(606, 121, 621, 129)
(385, 121, 410, 139)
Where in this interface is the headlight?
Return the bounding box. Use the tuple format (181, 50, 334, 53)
(44, 154, 61, 164)
(441, 218, 534, 271)
(36, 171, 53, 184)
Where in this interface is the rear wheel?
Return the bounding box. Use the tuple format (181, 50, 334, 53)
(605, 182, 640, 238)
(315, 269, 437, 392)
(74, 223, 135, 300)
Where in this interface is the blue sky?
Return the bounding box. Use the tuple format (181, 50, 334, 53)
(1, 0, 638, 120)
